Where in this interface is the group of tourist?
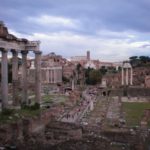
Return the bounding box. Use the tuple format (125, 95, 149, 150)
(61, 88, 97, 123)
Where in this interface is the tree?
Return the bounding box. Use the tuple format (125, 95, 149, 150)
(107, 66, 117, 74)
(129, 55, 150, 67)
(129, 56, 140, 67)
(129, 56, 138, 60)
(62, 76, 70, 83)
(76, 63, 81, 73)
(85, 68, 102, 85)
(99, 66, 107, 75)
(139, 56, 150, 64)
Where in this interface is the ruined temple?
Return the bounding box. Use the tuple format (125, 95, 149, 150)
(0, 21, 42, 110)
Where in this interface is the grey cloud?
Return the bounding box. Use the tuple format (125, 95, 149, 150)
(1, 0, 150, 35)
(140, 44, 150, 48)
(1, 0, 150, 61)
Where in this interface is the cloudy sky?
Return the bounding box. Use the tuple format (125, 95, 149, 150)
(1, 0, 150, 61)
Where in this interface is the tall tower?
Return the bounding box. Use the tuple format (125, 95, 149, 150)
(87, 50, 90, 61)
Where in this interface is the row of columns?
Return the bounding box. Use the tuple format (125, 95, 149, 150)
(121, 67, 133, 86)
(0, 48, 42, 110)
(45, 68, 62, 84)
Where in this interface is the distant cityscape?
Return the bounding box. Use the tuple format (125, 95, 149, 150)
(0, 22, 150, 150)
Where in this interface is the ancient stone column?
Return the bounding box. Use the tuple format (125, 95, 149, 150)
(56, 69, 58, 83)
(58, 69, 60, 82)
(72, 78, 75, 90)
(48, 69, 50, 83)
(52, 70, 54, 83)
(90, 101, 94, 111)
(121, 68, 124, 85)
(53, 69, 55, 83)
(1, 48, 8, 109)
(21, 50, 28, 105)
(50, 70, 51, 83)
(46, 69, 49, 83)
(55, 69, 57, 83)
(125, 68, 129, 85)
(57, 69, 59, 83)
(59, 69, 61, 82)
(34, 51, 42, 104)
(11, 49, 19, 106)
(49, 70, 51, 83)
(130, 68, 133, 85)
(54, 69, 56, 83)
(52, 69, 54, 83)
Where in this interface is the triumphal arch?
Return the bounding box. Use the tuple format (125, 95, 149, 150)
(0, 21, 42, 110)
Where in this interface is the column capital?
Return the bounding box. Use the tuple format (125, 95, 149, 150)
(21, 50, 28, 55)
(34, 51, 42, 55)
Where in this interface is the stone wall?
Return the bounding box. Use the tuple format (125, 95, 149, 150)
(0, 109, 56, 145)
(110, 87, 150, 97)
(45, 121, 82, 144)
(1, 119, 150, 149)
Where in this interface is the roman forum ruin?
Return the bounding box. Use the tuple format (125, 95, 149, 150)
(0, 22, 42, 110)
(121, 61, 133, 86)
(0, 22, 150, 150)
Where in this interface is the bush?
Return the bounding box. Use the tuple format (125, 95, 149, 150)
(21, 103, 40, 110)
(2, 108, 14, 115)
(60, 101, 65, 106)
(85, 69, 102, 85)
(30, 103, 40, 110)
(62, 76, 70, 83)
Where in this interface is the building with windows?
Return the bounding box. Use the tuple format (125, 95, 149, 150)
(29, 52, 63, 84)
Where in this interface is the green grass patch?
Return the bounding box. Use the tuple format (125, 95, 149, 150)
(122, 102, 150, 126)
(111, 144, 128, 150)
(42, 95, 54, 102)
(19, 107, 41, 117)
(0, 107, 42, 124)
(0, 109, 17, 123)
(42, 94, 68, 104)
